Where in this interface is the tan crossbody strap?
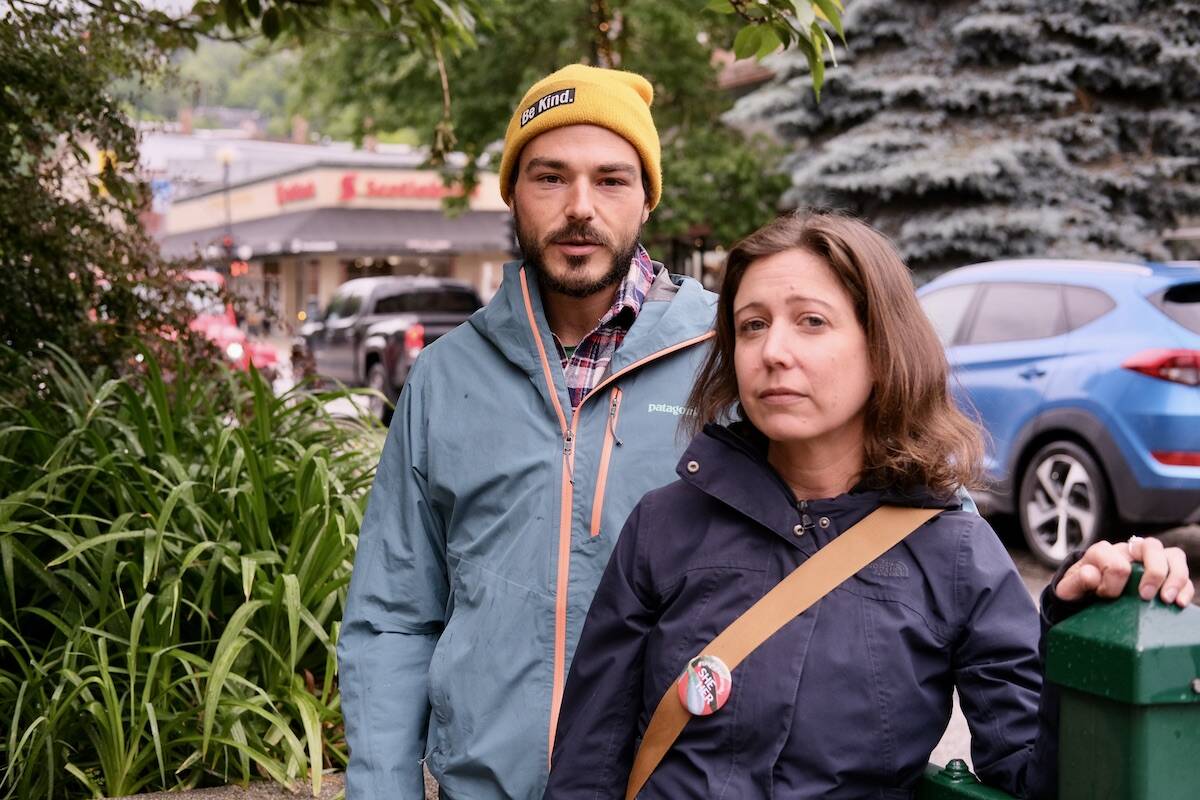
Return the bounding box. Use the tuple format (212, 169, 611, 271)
(624, 505, 941, 800)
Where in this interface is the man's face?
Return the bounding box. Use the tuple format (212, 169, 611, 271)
(511, 125, 651, 298)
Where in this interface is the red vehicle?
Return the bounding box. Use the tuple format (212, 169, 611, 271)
(185, 270, 279, 374)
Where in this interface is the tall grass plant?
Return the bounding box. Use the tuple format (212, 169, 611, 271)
(0, 345, 380, 798)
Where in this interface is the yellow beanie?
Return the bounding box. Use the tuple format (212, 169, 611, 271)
(499, 64, 661, 210)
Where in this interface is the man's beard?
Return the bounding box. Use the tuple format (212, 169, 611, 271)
(514, 210, 642, 299)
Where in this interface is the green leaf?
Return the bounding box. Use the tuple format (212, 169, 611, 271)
(792, 1, 816, 29)
(733, 25, 765, 60)
(705, 0, 736, 13)
(220, 0, 246, 29)
(757, 25, 783, 59)
(291, 687, 324, 795)
(202, 599, 265, 754)
(283, 573, 302, 676)
(261, 7, 281, 39)
(241, 555, 255, 600)
(813, 0, 845, 40)
(804, 37, 825, 100)
(354, 0, 390, 22)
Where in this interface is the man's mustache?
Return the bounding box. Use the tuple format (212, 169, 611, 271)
(544, 222, 613, 250)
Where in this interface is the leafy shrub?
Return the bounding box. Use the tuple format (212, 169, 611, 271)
(0, 346, 380, 798)
(1, 2, 215, 379)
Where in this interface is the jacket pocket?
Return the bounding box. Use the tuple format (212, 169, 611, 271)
(589, 386, 623, 537)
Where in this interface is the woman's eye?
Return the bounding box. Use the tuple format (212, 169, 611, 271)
(799, 314, 827, 329)
(738, 319, 767, 334)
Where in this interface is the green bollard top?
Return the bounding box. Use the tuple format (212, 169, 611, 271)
(917, 760, 1018, 799)
(1046, 563, 1200, 705)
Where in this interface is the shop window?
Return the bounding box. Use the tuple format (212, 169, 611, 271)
(345, 258, 393, 280)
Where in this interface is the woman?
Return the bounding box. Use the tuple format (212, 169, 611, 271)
(544, 212, 1193, 799)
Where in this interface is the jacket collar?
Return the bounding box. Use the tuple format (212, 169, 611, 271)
(677, 423, 958, 542)
(469, 259, 716, 413)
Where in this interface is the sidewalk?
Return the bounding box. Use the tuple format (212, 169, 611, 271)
(112, 774, 344, 800)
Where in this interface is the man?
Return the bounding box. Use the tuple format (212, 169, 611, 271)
(337, 65, 717, 799)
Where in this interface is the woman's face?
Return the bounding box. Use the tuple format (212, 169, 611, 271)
(733, 248, 874, 453)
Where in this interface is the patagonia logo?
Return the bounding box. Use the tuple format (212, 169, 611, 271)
(520, 88, 576, 127)
(871, 559, 910, 579)
(647, 403, 688, 416)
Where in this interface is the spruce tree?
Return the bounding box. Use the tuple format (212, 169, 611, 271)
(731, 0, 1200, 274)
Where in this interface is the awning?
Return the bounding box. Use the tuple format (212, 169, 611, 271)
(157, 207, 512, 260)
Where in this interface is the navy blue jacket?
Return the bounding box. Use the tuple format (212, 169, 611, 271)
(545, 424, 1061, 799)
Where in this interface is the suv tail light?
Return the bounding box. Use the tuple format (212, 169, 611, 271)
(404, 323, 426, 360)
(1152, 451, 1200, 467)
(1121, 349, 1200, 386)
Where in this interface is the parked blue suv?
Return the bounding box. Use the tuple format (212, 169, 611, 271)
(918, 260, 1200, 566)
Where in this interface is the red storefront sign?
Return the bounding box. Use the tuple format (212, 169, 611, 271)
(338, 172, 477, 202)
(276, 180, 316, 206)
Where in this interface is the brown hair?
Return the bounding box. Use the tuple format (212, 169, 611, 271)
(685, 210, 984, 496)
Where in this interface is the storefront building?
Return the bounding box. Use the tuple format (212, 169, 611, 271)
(158, 162, 514, 331)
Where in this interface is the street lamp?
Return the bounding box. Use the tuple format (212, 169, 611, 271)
(216, 146, 238, 275)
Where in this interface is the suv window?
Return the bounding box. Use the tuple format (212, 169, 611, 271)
(1064, 286, 1116, 331)
(1154, 282, 1200, 334)
(966, 283, 1065, 345)
(920, 284, 977, 346)
(375, 289, 480, 314)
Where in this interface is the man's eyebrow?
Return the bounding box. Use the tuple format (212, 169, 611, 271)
(523, 158, 638, 176)
(597, 162, 638, 175)
(524, 157, 567, 173)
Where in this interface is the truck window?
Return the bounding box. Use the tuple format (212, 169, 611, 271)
(419, 290, 480, 313)
(324, 292, 362, 321)
(374, 289, 481, 314)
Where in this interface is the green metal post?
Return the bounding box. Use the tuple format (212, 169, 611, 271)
(1046, 564, 1200, 799)
(916, 760, 1016, 799)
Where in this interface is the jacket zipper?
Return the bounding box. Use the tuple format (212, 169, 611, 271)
(589, 387, 624, 537)
(520, 266, 716, 763)
(799, 499, 814, 534)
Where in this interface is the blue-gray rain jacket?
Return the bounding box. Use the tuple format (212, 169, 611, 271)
(338, 261, 717, 799)
(546, 423, 1064, 799)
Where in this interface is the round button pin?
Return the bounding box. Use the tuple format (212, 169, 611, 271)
(676, 654, 732, 716)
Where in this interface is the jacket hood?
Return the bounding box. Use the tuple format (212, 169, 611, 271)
(468, 260, 716, 389)
(677, 422, 959, 540)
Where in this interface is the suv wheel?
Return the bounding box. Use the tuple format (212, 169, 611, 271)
(366, 362, 393, 424)
(1018, 440, 1112, 567)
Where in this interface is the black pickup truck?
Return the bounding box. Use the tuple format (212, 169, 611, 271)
(294, 276, 482, 421)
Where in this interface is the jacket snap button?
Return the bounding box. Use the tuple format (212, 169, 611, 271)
(793, 524, 806, 537)
(819, 516, 831, 528)
(686, 460, 700, 474)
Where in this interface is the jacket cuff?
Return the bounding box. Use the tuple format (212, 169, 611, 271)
(1039, 549, 1096, 628)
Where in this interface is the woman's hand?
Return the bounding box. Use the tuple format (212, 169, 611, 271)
(1054, 536, 1194, 607)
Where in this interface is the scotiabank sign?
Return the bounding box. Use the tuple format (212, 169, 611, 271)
(338, 172, 477, 202)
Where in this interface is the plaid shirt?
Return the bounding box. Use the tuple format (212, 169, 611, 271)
(552, 246, 656, 409)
